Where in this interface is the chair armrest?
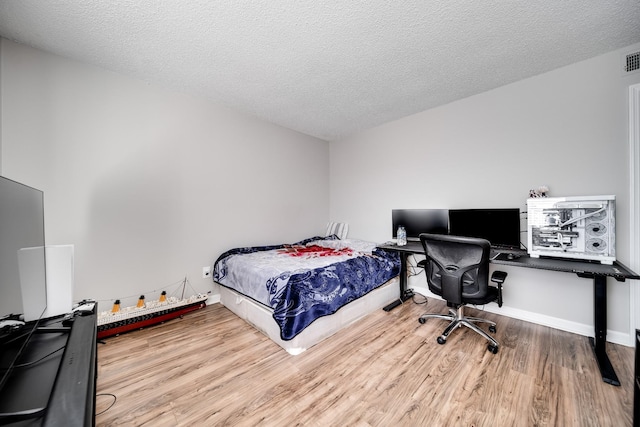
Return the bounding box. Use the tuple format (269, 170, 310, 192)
(491, 271, 507, 284)
(491, 271, 507, 307)
(417, 259, 427, 269)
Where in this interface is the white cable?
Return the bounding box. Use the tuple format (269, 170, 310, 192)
(559, 207, 605, 228)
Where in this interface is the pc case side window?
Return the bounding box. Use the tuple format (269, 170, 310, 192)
(527, 195, 615, 264)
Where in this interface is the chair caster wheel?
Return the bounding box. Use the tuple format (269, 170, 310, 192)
(418, 318, 426, 324)
(488, 344, 498, 354)
(437, 336, 446, 345)
(489, 325, 496, 333)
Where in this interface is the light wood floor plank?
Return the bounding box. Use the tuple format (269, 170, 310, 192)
(96, 299, 635, 426)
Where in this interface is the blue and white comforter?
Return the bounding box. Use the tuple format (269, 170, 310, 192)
(213, 236, 400, 340)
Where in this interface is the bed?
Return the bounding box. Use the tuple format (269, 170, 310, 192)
(213, 235, 401, 355)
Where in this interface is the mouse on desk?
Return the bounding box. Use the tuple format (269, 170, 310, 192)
(506, 253, 521, 260)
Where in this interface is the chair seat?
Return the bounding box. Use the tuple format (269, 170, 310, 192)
(460, 286, 499, 306)
(427, 282, 499, 306)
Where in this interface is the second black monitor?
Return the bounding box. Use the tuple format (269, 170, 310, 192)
(448, 208, 521, 250)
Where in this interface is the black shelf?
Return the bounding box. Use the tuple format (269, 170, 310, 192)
(0, 310, 97, 426)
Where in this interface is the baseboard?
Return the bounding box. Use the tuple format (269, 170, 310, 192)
(206, 293, 221, 305)
(411, 286, 634, 348)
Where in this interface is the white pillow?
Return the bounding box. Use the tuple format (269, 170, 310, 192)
(325, 222, 349, 239)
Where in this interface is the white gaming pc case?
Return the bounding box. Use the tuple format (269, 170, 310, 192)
(527, 195, 615, 264)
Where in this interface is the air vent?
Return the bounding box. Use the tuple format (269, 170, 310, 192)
(625, 51, 640, 73)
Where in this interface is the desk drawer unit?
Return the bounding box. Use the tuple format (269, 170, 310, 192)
(635, 329, 640, 427)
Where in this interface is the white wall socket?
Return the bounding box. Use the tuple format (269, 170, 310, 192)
(202, 266, 211, 279)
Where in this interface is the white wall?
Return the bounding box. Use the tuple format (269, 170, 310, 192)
(0, 39, 330, 308)
(330, 43, 640, 344)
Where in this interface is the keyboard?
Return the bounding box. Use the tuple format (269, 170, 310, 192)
(490, 246, 527, 260)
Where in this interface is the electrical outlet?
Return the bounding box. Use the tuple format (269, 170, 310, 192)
(202, 266, 211, 279)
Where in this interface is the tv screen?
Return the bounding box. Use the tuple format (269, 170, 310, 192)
(392, 209, 449, 241)
(0, 176, 47, 392)
(448, 208, 521, 250)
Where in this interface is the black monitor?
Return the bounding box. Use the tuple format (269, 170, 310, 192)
(0, 176, 48, 394)
(392, 209, 449, 241)
(448, 208, 521, 250)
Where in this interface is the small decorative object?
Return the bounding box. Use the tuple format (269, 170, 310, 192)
(97, 277, 208, 339)
(529, 185, 549, 198)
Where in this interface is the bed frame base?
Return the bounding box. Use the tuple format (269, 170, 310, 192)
(218, 278, 399, 355)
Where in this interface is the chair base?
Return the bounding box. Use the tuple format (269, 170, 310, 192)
(418, 305, 499, 353)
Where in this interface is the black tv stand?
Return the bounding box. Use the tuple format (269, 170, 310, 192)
(0, 407, 46, 423)
(35, 326, 71, 334)
(0, 309, 97, 426)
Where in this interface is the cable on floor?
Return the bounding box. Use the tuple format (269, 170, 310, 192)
(96, 393, 117, 416)
(411, 291, 428, 306)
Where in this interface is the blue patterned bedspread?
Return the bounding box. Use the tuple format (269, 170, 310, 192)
(213, 236, 400, 340)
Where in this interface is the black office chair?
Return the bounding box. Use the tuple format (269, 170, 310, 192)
(417, 233, 507, 354)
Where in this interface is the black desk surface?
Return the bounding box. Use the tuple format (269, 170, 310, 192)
(377, 241, 640, 281)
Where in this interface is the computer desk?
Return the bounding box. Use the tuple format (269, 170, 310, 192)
(377, 240, 640, 386)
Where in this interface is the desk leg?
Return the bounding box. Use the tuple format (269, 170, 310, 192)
(589, 274, 621, 386)
(383, 252, 412, 311)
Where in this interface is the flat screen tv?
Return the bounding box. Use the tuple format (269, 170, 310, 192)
(0, 176, 47, 394)
(392, 209, 449, 241)
(448, 208, 522, 250)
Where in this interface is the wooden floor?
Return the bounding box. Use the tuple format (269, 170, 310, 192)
(96, 299, 635, 426)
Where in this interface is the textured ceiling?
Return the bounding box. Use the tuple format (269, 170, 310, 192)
(0, 1, 639, 141)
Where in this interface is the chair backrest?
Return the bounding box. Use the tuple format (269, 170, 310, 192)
(419, 233, 491, 305)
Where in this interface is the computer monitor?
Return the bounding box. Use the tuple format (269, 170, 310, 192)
(0, 176, 47, 396)
(448, 208, 521, 250)
(392, 209, 449, 241)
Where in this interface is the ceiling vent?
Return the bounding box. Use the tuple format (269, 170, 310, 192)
(623, 50, 640, 74)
